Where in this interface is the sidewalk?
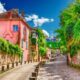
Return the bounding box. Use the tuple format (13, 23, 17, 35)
(0, 62, 38, 80)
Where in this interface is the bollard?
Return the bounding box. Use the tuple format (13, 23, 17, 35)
(17, 62, 18, 66)
(32, 72, 37, 77)
(12, 63, 14, 68)
(35, 68, 38, 75)
(39, 61, 42, 66)
(38, 62, 41, 67)
(36, 66, 39, 69)
(16, 62, 18, 66)
(24, 61, 26, 64)
(7, 64, 9, 70)
(29, 77, 37, 80)
(35, 68, 38, 72)
(2, 65, 4, 72)
(20, 61, 22, 65)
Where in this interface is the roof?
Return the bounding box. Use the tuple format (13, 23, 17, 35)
(0, 9, 32, 30)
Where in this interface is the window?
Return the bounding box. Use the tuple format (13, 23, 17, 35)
(23, 27, 26, 35)
(23, 27, 27, 41)
(26, 42, 28, 49)
(32, 33, 36, 38)
(21, 39, 23, 48)
(13, 25, 18, 32)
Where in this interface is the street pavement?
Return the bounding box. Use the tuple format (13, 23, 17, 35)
(0, 62, 38, 80)
(38, 55, 80, 80)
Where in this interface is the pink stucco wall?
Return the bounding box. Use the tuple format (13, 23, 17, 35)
(0, 20, 30, 61)
(20, 22, 30, 61)
(0, 20, 20, 44)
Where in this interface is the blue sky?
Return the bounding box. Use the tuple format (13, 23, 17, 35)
(0, 0, 73, 36)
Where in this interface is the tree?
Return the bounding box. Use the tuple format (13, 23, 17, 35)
(36, 28, 47, 58)
(47, 41, 60, 49)
(56, 0, 80, 57)
(55, 28, 67, 53)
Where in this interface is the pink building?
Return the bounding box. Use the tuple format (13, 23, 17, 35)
(0, 9, 32, 62)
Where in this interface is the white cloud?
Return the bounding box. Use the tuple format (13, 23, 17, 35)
(25, 14, 38, 21)
(42, 29, 49, 37)
(0, 2, 6, 13)
(25, 14, 54, 27)
(32, 14, 38, 19)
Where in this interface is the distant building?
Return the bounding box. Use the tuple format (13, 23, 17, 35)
(46, 37, 56, 42)
(0, 9, 32, 62)
(46, 38, 51, 42)
(30, 28, 39, 62)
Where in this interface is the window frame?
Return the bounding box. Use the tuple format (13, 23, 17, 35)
(13, 25, 19, 32)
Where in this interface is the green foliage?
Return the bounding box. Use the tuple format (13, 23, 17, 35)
(73, 19, 80, 44)
(56, 0, 80, 56)
(70, 45, 78, 57)
(0, 38, 22, 58)
(66, 23, 74, 41)
(55, 28, 67, 53)
(36, 28, 47, 57)
(0, 38, 9, 53)
(31, 38, 36, 45)
(60, 46, 67, 54)
(47, 41, 60, 49)
(14, 45, 22, 57)
(39, 47, 46, 57)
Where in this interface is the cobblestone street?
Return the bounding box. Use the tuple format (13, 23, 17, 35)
(0, 63, 38, 80)
(38, 55, 80, 80)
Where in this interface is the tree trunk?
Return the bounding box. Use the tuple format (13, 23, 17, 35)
(67, 53, 71, 64)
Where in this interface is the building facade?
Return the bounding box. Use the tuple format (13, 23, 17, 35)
(30, 28, 39, 62)
(0, 9, 31, 62)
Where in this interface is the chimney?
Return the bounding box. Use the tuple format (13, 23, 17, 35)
(12, 9, 19, 13)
